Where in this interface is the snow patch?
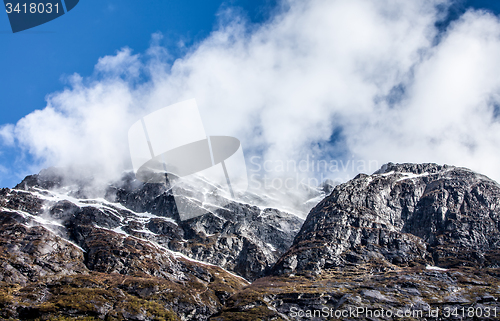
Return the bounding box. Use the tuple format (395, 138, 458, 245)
(130, 228, 158, 235)
(266, 242, 276, 252)
(0, 207, 63, 227)
(111, 226, 129, 236)
(170, 249, 251, 284)
(28, 188, 179, 226)
(375, 171, 395, 177)
(426, 265, 448, 271)
(396, 172, 431, 182)
(0, 207, 86, 252)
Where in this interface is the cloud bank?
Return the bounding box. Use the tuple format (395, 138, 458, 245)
(2, 0, 500, 194)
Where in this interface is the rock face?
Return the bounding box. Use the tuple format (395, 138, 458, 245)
(214, 163, 500, 320)
(13, 169, 304, 282)
(0, 188, 248, 320)
(273, 163, 500, 274)
(0, 168, 305, 319)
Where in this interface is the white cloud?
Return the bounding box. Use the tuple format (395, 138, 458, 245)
(95, 47, 141, 80)
(0, 124, 14, 146)
(348, 9, 500, 180)
(3, 0, 500, 196)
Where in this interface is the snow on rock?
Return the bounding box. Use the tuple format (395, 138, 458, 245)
(426, 265, 448, 271)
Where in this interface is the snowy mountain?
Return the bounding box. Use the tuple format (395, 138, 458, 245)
(0, 166, 314, 319)
(2, 163, 500, 320)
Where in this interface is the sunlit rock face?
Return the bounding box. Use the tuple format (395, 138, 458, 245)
(212, 164, 500, 321)
(8, 168, 306, 283)
(274, 163, 500, 275)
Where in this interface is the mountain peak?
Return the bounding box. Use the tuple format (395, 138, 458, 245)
(274, 163, 500, 275)
(373, 162, 454, 175)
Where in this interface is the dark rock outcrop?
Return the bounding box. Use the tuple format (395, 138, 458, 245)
(0, 168, 307, 319)
(0, 189, 248, 320)
(273, 163, 500, 275)
(14, 169, 304, 281)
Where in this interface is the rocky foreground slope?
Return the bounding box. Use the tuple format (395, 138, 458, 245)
(1, 163, 500, 320)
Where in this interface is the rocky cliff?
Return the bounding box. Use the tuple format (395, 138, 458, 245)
(274, 163, 500, 274)
(15, 169, 305, 282)
(0, 168, 306, 320)
(216, 163, 500, 320)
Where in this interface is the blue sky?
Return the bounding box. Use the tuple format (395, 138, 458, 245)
(0, 0, 276, 187)
(0, 0, 277, 124)
(2, 0, 500, 188)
